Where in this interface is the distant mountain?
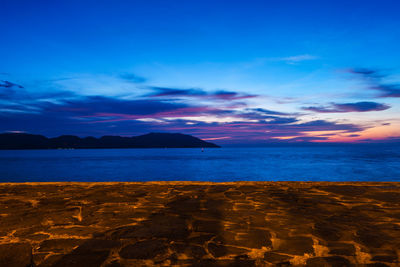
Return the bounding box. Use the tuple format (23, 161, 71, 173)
(0, 132, 220, 149)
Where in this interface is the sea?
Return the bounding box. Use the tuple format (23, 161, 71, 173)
(0, 144, 399, 182)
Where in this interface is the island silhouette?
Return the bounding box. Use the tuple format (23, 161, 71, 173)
(0, 132, 220, 149)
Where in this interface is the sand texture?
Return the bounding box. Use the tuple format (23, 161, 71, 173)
(0, 182, 399, 266)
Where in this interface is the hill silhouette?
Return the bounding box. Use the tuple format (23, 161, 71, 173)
(0, 133, 220, 149)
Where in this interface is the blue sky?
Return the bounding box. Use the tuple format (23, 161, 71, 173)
(1, 0, 400, 144)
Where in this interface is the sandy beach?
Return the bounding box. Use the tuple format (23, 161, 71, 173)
(0, 182, 399, 266)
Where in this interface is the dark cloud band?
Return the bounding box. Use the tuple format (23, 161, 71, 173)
(303, 101, 390, 113)
(348, 68, 400, 98)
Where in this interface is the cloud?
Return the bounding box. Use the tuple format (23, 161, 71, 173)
(0, 80, 24, 89)
(147, 87, 257, 100)
(0, 84, 367, 143)
(147, 87, 206, 97)
(346, 134, 360, 137)
(236, 109, 297, 122)
(0, 102, 366, 143)
(266, 117, 299, 124)
(0, 74, 380, 143)
(0, 103, 41, 114)
(290, 120, 363, 132)
(159, 119, 365, 144)
(347, 68, 400, 98)
(42, 96, 189, 117)
(0, 80, 27, 101)
(278, 54, 318, 64)
(0, 81, 76, 106)
(371, 84, 400, 98)
(119, 73, 147, 83)
(303, 101, 390, 113)
(348, 68, 384, 79)
(73, 102, 294, 125)
(246, 108, 289, 116)
(213, 90, 257, 100)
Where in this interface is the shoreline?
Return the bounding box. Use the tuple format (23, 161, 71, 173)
(1, 181, 399, 266)
(1, 181, 399, 185)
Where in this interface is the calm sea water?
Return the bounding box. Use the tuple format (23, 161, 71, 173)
(0, 145, 399, 182)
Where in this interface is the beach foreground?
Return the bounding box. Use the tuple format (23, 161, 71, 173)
(0, 182, 399, 266)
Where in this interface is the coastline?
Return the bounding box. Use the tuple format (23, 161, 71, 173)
(1, 181, 399, 266)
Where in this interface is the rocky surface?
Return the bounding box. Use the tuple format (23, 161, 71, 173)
(0, 182, 399, 266)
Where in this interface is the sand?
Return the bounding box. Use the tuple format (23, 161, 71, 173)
(0, 182, 399, 266)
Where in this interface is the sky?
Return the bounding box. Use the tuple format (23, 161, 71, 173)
(1, 0, 400, 145)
